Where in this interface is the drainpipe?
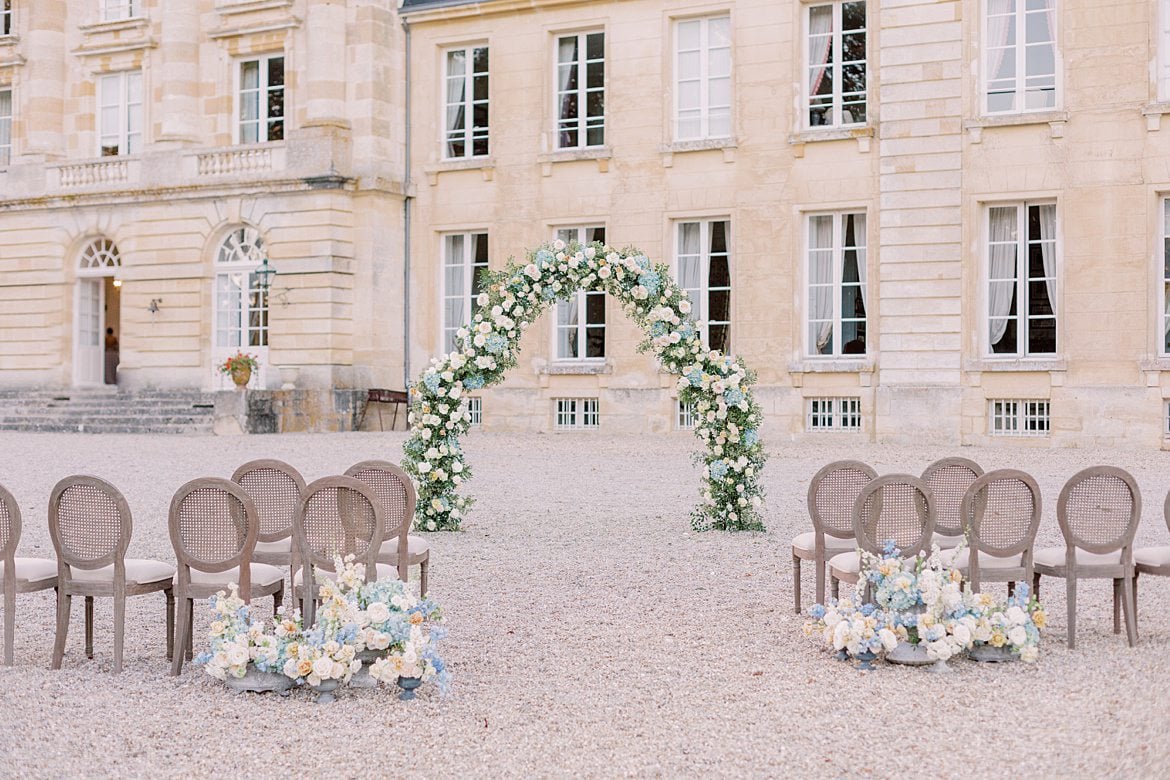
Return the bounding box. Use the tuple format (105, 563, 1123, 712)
(402, 14, 413, 393)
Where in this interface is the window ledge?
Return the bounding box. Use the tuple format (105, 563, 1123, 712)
(1143, 103, 1170, 131)
(541, 361, 612, 376)
(1139, 357, 1170, 372)
(964, 111, 1069, 142)
(537, 147, 612, 176)
(660, 137, 737, 167)
(215, 0, 294, 16)
(424, 156, 495, 185)
(0, 35, 19, 48)
(78, 17, 149, 35)
(788, 358, 875, 374)
(788, 125, 875, 156)
(964, 358, 1067, 373)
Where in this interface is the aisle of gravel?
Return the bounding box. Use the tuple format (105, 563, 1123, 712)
(2, 430, 1170, 777)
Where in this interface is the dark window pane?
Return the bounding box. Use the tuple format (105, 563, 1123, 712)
(268, 58, 285, 87)
(473, 137, 489, 156)
(559, 128, 579, 148)
(473, 234, 489, 262)
(560, 94, 579, 121)
(992, 318, 1017, 353)
(473, 74, 489, 101)
(586, 294, 606, 325)
(708, 324, 729, 353)
(473, 103, 489, 129)
(587, 227, 606, 243)
(101, 144, 119, 157)
(842, 64, 866, 93)
(586, 91, 604, 118)
(474, 47, 489, 72)
(842, 285, 865, 319)
(843, 1, 866, 30)
(586, 32, 604, 60)
(842, 324, 866, 354)
(1028, 318, 1056, 353)
(447, 139, 465, 158)
(267, 119, 284, 141)
(842, 33, 866, 63)
(586, 327, 605, 358)
(587, 61, 604, 89)
(708, 290, 730, 322)
(562, 63, 578, 92)
(267, 89, 284, 118)
(708, 257, 730, 288)
(586, 126, 605, 146)
(710, 221, 728, 253)
(1028, 281, 1053, 317)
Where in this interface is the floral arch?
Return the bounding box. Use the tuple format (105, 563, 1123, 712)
(402, 239, 767, 533)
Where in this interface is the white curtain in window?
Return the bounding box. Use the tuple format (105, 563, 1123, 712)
(446, 54, 466, 137)
(678, 223, 702, 314)
(811, 216, 834, 351)
(558, 37, 576, 125)
(809, 6, 833, 97)
(988, 208, 1017, 347)
(987, 0, 1013, 89)
(1037, 203, 1056, 312)
(853, 212, 867, 309)
(557, 299, 579, 358)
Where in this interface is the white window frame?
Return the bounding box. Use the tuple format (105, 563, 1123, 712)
(552, 225, 606, 362)
(1164, 400, 1170, 438)
(806, 397, 861, 432)
(443, 44, 490, 160)
(805, 211, 867, 357)
(675, 218, 732, 352)
(989, 399, 1050, 437)
(440, 232, 489, 354)
(213, 226, 269, 352)
(554, 30, 605, 150)
(982, 0, 1059, 115)
(1161, 0, 1170, 100)
(1161, 198, 1170, 356)
(1, 1, 12, 37)
(984, 201, 1059, 358)
(465, 396, 483, 428)
(97, 71, 143, 158)
(803, 1, 867, 129)
(100, 0, 138, 22)
(673, 14, 732, 141)
(554, 397, 599, 430)
(236, 54, 285, 145)
(677, 399, 697, 430)
(0, 87, 11, 167)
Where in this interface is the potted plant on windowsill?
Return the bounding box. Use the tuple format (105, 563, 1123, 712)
(219, 352, 260, 389)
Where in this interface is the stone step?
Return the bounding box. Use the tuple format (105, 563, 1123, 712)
(0, 422, 212, 434)
(0, 388, 216, 434)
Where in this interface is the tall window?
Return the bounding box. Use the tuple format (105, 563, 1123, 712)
(554, 226, 606, 361)
(445, 46, 489, 159)
(98, 71, 142, 157)
(215, 227, 269, 349)
(556, 31, 605, 149)
(807, 212, 867, 356)
(101, 1, 137, 22)
(674, 15, 731, 141)
(806, 1, 866, 127)
(442, 232, 489, 353)
(2, 1, 12, 37)
(1161, 0, 1170, 99)
(984, 0, 1057, 114)
(239, 55, 285, 144)
(0, 88, 11, 167)
(677, 219, 731, 352)
(1161, 199, 1170, 354)
(987, 203, 1057, 356)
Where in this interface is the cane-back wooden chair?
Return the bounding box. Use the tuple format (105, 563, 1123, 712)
(1, 482, 57, 666)
(791, 461, 876, 613)
(1132, 489, 1170, 625)
(292, 476, 393, 626)
(168, 478, 285, 676)
(230, 459, 305, 591)
(921, 457, 983, 549)
(828, 474, 935, 598)
(48, 475, 175, 673)
(1033, 466, 1141, 649)
(344, 460, 428, 595)
(952, 469, 1042, 592)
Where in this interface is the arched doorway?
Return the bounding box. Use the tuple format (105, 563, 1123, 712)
(74, 238, 121, 387)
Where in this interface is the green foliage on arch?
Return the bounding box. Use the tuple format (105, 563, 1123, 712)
(402, 240, 767, 532)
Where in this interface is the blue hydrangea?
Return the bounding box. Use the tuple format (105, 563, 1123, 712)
(463, 374, 485, 390)
(709, 460, 728, 479)
(634, 255, 650, 271)
(808, 604, 826, 620)
(651, 321, 668, 337)
(541, 286, 556, 301)
(536, 249, 554, 266)
(724, 388, 744, 406)
(882, 539, 899, 556)
(485, 333, 507, 354)
(423, 372, 441, 393)
(686, 368, 703, 387)
(678, 323, 696, 340)
(742, 429, 759, 447)
(639, 270, 661, 297)
(859, 603, 876, 616)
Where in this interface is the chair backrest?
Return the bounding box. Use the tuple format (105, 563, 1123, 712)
(962, 469, 1041, 558)
(807, 460, 877, 539)
(1164, 487, 1170, 535)
(343, 460, 415, 542)
(1056, 466, 1141, 554)
(48, 475, 132, 571)
(230, 459, 305, 543)
(921, 457, 983, 537)
(0, 483, 20, 584)
(852, 474, 935, 557)
(169, 478, 258, 583)
(293, 476, 384, 576)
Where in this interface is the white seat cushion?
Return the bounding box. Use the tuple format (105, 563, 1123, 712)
(1135, 546, 1170, 570)
(791, 531, 854, 556)
(254, 539, 292, 555)
(934, 533, 964, 550)
(827, 551, 861, 575)
(293, 562, 399, 587)
(181, 563, 285, 589)
(70, 559, 175, 585)
(942, 549, 1024, 570)
(0, 557, 57, 586)
(377, 535, 430, 559)
(1034, 546, 1123, 573)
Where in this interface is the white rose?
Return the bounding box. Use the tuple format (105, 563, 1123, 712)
(416, 462, 431, 474)
(367, 602, 390, 624)
(879, 628, 898, 652)
(425, 448, 440, 460)
(312, 657, 333, 679)
(452, 461, 463, 473)
(553, 239, 566, 251)
(1004, 606, 1027, 626)
(283, 658, 299, 678)
(952, 624, 971, 647)
(227, 645, 249, 667)
(476, 293, 489, 306)
(598, 266, 612, 279)
(1008, 626, 1027, 646)
(679, 300, 692, 314)
(524, 264, 541, 280)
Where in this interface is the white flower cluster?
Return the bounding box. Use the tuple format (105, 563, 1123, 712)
(403, 239, 767, 533)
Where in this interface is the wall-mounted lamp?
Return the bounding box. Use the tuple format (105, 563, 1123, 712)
(148, 298, 162, 314)
(112, 277, 122, 288)
(255, 256, 277, 291)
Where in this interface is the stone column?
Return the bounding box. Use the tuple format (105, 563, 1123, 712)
(22, 0, 67, 159)
(302, 0, 349, 129)
(156, 0, 200, 144)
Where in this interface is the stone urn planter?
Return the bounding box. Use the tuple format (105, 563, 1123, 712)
(397, 675, 423, 700)
(970, 644, 1017, 663)
(230, 364, 252, 388)
(311, 678, 342, 704)
(278, 365, 299, 390)
(224, 665, 293, 696)
(349, 649, 386, 689)
(885, 641, 933, 666)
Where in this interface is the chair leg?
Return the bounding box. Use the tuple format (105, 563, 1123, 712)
(1066, 576, 1077, 650)
(1122, 572, 1138, 647)
(165, 589, 175, 662)
(1133, 575, 1139, 629)
(420, 558, 429, 598)
(171, 597, 190, 677)
(792, 555, 802, 615)
(815, 558, 826, 606)
(1032, 573, 1041, 599)
(113, 592, 125, 673)
(830, 576, 839, 601)
(186, 607, 194, 661)
(85, 596, 94, 659)
(1112, 579, 1121, 635)
(51, 587, 71, 670)
(274, 586, 284, 618)
(3, 587, 15, 666)
(1007, 581, 1015, 597)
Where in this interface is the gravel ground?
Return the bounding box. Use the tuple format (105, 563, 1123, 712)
(1, 430, 1170, 778)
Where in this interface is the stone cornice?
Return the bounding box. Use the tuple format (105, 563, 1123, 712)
(399, 0, 599, 23)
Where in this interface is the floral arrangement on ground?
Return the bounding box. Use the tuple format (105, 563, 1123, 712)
(402, 238, 768, 532)
(803, 542, 1046, 669)
(196, 557, 450, 699)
